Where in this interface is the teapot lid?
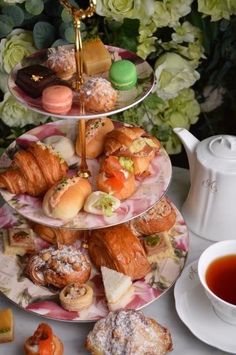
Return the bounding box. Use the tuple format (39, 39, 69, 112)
(197, 135, 236, 171)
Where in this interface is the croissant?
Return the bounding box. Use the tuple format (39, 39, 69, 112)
(104, 126, 161, 176)
(0, 142, 68, 196)
(88, 224, 151, 280)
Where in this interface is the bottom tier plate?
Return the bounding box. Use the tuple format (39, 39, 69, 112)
(0, 198, 188, 322)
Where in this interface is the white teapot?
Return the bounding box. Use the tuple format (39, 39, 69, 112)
(173, 127, 236, 241)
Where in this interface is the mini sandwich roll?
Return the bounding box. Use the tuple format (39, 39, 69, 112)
(59, 282, 93, 311)
(42, 176, 92, 220)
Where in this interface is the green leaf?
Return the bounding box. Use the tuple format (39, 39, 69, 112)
(33, 21, 56, 49)
(65, 26, 75, 43)
(2, 5, 24, 27)
(0, 15, 14, 38)
(61, 8, 72, 23)
(52, 39, 69, 47)
(25, 0, 44, 16)
(122, 18, 139, 37)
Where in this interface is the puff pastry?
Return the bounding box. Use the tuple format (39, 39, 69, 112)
(0, 142, 68, 196)
(59, 282, 93, 311)
(131, 197, 176, 236)
(31, 223, 82, 245)
(26, 245, 91, 288)
(85, 309, 173, 355)
(88, 224, 151, 280)
(104, 126, 161, 176)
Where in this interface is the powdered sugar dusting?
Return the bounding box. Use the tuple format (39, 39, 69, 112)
(86, 309, 172, 354)
(47, 46, 76, 72)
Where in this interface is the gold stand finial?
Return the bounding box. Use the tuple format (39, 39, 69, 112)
(59, 0, 96, 90)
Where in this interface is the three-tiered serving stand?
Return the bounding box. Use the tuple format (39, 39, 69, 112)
(0, 0, 189, 322)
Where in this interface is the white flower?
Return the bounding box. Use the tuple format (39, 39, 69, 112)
(96, 0, 155, 23)
(0, 92, 48, 127)
(2, 0, 25, 3)
(0, 71, 9, 93)
(154, 52, 200, 100)
(172, 21, 201, 43)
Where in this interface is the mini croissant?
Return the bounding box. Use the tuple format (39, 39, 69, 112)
(0, 142, 68, 196)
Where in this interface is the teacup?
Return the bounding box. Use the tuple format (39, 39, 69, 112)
(198, 240, 236, 325)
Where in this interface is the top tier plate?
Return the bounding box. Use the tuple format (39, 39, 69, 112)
(8, 45, 155, 119)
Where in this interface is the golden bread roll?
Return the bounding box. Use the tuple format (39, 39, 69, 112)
(31, 223, 82, 245)
(104, 126, 161, 176)
(0, 142, 68, 196)
(96, 171, 135, 200)
(24, 323, 63, 355)
(85, 309, 173, 355)
(76, 117, 114, 158)
(88, 224, 151, 280)
(59, 282, 93, 311)
(131, 197, 176, 236)
(42, 176, 92, 220)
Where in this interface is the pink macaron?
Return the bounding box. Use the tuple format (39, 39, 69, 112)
(42, 85, 73, 114)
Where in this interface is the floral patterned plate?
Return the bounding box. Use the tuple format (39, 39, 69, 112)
(0, 199, 188, 322)
(0, 120, 172, 229)
(8, 45, 155, 119)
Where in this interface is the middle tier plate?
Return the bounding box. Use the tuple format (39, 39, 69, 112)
(0, 120, 172, 229)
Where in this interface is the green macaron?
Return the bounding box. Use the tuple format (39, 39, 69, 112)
(109, 59, 137, 91)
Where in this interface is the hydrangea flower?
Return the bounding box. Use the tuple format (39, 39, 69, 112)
(0, 29, 36, 74)
(154, 52, 200, 100)
(96, 0, 155, 23)
(0, 92, 48, 127)
(198, 0, 236, 21)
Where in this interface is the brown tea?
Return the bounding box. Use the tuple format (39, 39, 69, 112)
(205, 254, 236, 305)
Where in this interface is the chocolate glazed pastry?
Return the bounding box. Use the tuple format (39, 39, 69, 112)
(15, 64, 58, 98)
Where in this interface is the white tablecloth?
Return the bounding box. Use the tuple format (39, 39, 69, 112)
(0, 167, 228, 354)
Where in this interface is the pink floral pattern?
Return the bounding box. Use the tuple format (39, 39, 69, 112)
(0, 120, 172, 229)
(0, 200, 188, 322)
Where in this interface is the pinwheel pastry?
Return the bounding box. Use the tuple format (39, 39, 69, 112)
(88, 224, 151, 280)
(131, 196, 176, 236)
(59, 282, 93, 311)
(26, 245, 91, 288)
(104, 126, 161, 176)
(85, 309, 173, 355)
(0, 142, 68, 196)
(24, 323, 63, 355)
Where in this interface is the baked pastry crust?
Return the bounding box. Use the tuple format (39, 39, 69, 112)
(88, 224, 151, 280)
(59, 282, 93, 311)
(131, 197, 176, 236)
(26, 245, 91, 288)
(77, 77, 117, 112)
(0, 142, 68, 196)
(104, 126, 161, 176)
(31, 223, 82, 245)
(85, 309, 173, 355)
(75, 117, 114, 159)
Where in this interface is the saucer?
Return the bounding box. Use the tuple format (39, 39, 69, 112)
(174, 260, 236, 354)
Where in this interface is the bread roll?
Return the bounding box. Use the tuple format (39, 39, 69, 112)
(96, 171, 136, 200)
(131, 197, 176, 236)
(76, 117, 114, 159)
(42, 176, 92, 220)
(88, 224, 151, 280)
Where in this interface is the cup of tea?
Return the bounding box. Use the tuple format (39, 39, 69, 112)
(198, 240, 236, 325)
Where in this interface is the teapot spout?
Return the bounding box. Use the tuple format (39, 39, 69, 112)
(173, 128, 199, 183)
